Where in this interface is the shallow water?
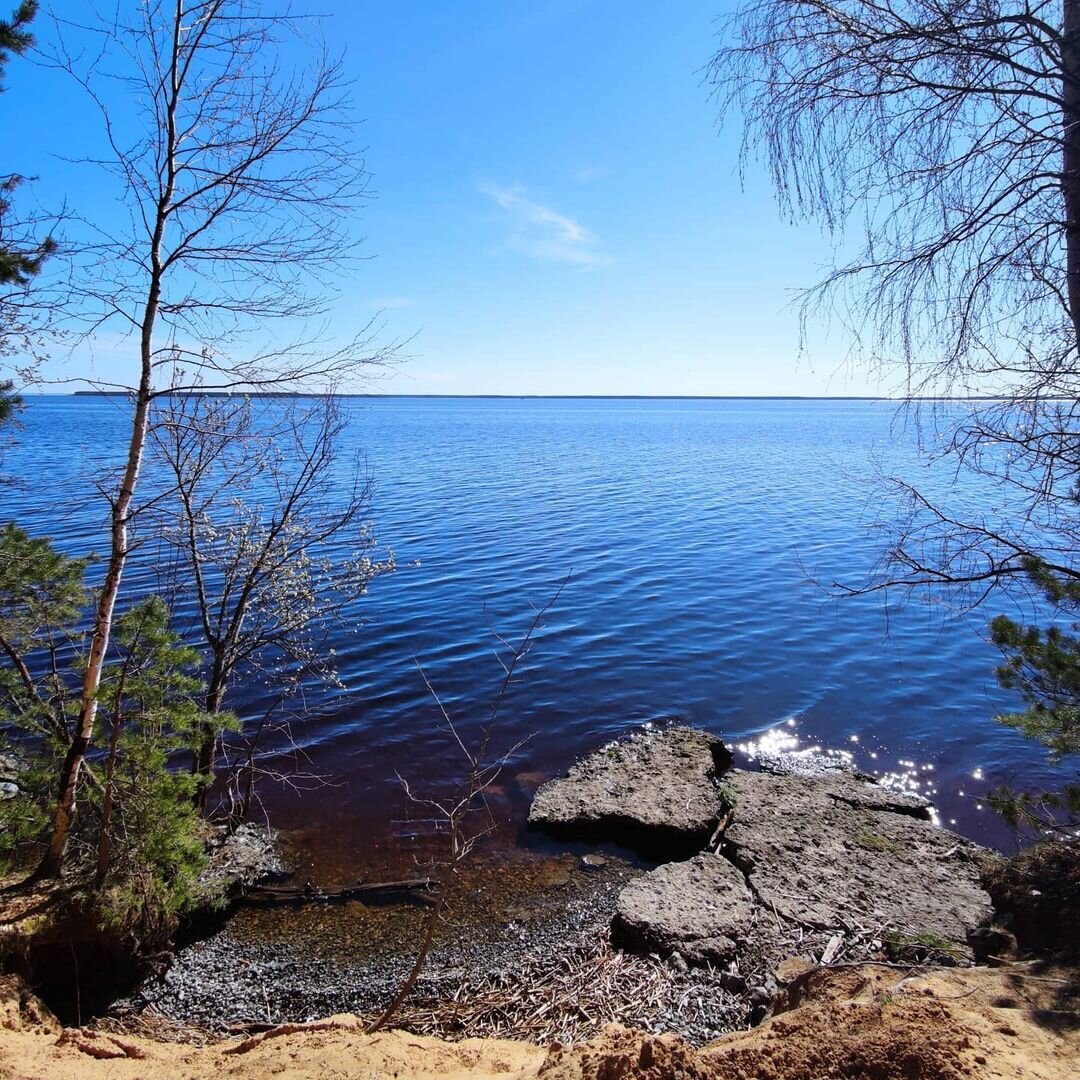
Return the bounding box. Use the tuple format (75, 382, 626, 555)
(4, 395, 1070, 872)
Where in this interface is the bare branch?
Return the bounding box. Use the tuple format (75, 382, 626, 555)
(36, 1, 390, 875)
(367, 579, 570, 1033)
(712, 3, 1080, 608)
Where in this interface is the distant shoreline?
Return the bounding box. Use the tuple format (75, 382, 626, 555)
(58, 391, 1020, 401)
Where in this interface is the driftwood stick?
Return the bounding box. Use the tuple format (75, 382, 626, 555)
(242, 877, 437, 905)
(708, 810, 734, 851)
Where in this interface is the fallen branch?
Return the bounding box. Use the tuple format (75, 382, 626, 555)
(241, 878, 437, 905)
(366, 575, 571, 1034)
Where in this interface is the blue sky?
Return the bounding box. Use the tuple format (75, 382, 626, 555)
(5, 1, 894, 396)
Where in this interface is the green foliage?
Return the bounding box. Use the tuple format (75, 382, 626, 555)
(883, 929, 964, 966)
(989, 558, 1080, 829)
(0, 2, 35, 71)
(0, 521, 85, 762)
(986, 783, 1080, 832)
(0, 744, 50, 866)
(0, 2, 53, 288)
(91, 597, 233, 937)
(715, 779, 737, 812)
(0, 181, 55, 286)
(0, 527, 228, 943)
(0, 521, 87, 653)
(854, 829, 900, 853)
(0, 378, 17, 424)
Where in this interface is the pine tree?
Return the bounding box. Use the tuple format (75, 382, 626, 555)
(989, 560, 1080, 829)
(0, 525, 224, 942)
(0, 378, 16, 423)
(92, 597, 227, 939)
(0, 522, 87, 867)
(0, 3, 34, 75)
(0, 2, 52, 288)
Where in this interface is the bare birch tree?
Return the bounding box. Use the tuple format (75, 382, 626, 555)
(711, 2, 1080, 597)
(712, 2, 1080, 819)
(37, 0, 389, 876)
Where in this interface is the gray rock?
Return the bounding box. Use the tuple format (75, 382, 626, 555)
(756, 748, 868, 781)
(724, 769, 997, 961)
(197, 822, 284, 902)
(0, 752, 24, 800)
(613, 852, 754, 965)
(756, 750, 931, 815)
(528, 726, 731, 852)
(535, 728, 996, 969)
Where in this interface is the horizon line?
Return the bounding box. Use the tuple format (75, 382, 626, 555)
(58, 391, 1027, 402)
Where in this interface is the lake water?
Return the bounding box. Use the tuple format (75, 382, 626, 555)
(3, 395, 1069, 874)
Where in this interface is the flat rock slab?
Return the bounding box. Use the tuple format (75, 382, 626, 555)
(528, 726, 731, 854)
(534, 729, 998, 967)
(613, 853, 755, 964)
(725, 769, 997, 961)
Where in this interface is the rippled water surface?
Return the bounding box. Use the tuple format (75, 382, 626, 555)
(5, 396, 1068, 869)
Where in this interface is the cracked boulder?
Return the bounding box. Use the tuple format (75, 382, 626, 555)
(527, 726, 731, 854)
(724, 769, 998, 962)
(613, 852, 755, 964)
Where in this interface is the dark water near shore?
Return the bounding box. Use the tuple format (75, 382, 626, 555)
(4, 395, 1073, 876)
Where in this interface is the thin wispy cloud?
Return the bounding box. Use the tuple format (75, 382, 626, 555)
(482, 184, 610, 268)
